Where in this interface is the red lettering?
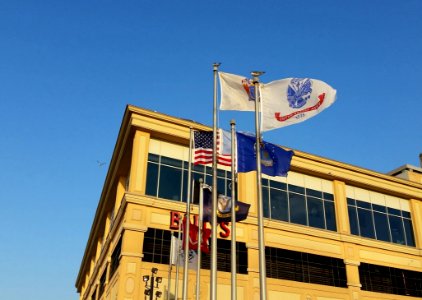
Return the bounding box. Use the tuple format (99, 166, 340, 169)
(169, 211, 181, 229)
(219, 222, 230, 238)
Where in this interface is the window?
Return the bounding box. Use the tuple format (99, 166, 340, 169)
(347, 198, 415, 246)
(91, 288, 97, 300)
(146, 154, 231, 202)
(142, 228, 247, 274)
(98, 269, 106, 298)
(266, 246, 347, 288)
(109, 237, 122, 280)
(360, 263, 422, 297)
(262, 178, 336, 231)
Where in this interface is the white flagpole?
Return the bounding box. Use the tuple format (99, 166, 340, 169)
(195, 179, 204, 300)
(167, 233, 173, 300)
(211, 62, 220, 300)
(174, 221, 182, 300)
(251, 71, 267, 300)
(230, 120, 237, 300)
(182, 128, 193, 300)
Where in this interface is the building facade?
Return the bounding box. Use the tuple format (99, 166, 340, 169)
(75, 105, 422, 300)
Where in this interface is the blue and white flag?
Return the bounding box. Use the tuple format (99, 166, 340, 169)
(236, 132, 294, 177)
(219, 71, 256, 111)
(261, 78, 336, 131)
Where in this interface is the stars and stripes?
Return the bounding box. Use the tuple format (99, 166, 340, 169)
(193, 129, 232, 166)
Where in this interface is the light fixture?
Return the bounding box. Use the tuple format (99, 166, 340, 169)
(143, 275, 149, 282)
(156, 277, 162, 284)
(151, 267, 158, 274)
(155, 291, 162, 298)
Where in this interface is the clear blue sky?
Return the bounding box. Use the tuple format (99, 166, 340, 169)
(1, 1, 421, 299)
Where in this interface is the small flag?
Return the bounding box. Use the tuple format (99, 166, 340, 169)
(219, 71, 256, 111)
(261, 78, 336, 131)
(195, 184, 250, 223)
(182, 218, 211, 254)
(193, 130, 231, 166)
(170, 235, 198, 270)
(236, 132, 294, 177)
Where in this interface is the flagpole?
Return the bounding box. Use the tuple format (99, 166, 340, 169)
(174, 221, 182, 300)
(167, 233, 173, 300)
(211, 62, 220, 300)
(251, 71, 267, 300)
(182, 128, 194, 300)
(230, 119, 237, 300)
(195, 179, 204, 300)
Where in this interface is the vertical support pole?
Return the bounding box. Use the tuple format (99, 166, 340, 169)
(230, 120, 237, 300)
(211, 62, 221, 300)
(251, 71, 267, 300)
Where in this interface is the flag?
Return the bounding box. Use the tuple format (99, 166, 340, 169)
(236, 132, 294, 177)
(193, 130, 231, 166)
(261, 78, 337, 131)
(219, 71, 256, 111)
(171, 235, 198, 270)
(182, 217, 211, 254)
(195, 184, 250, 223)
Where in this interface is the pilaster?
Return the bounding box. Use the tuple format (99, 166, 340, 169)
(128, 130, 150, 194)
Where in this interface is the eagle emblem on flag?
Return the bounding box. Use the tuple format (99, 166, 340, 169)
(287, 78, 312, 109)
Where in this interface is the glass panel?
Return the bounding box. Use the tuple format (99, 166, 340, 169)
(347, 198, 356, 206)
(217, 177, 225, 194)
(193, 164, 204, 173)
(270, 189, 288, 222)
(262, 187, 270, 218)
(348, 206, 359, 235)
(271, 180, 287, 190)
(324, 201, 337, 231)
(161, 156, 182, 167)
(323, 193, 334, 201)
(261, 178, 269, 186)
(357, 200, 371, 209)
(373, 212, 391, 242)
(357, 208, 375, 238)
(387, 207, 401, 216)
(372, 204, 387, 213)
(402, 211, 411, 218)
(289, 185, 305, 194)
(158, 165, 182, 201)
(217, 169, 226, 178)
(145, 163, 158, 197)
(389, 215, 405, 245)
(403, 219, 415, 247)
(306, 188, 322, 198)
(148, 153, 159, 162)
(307, 197, 324, 229)
(289, 192, 307, 225)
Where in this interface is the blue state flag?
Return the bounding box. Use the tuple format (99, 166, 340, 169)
(236, 132, 294, 177)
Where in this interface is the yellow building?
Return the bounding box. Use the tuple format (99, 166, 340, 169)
(75, 105, 422, 300)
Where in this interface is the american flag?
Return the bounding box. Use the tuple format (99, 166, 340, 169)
(193, 130, 232, 166)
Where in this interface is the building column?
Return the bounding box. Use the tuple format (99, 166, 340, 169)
(128, 130, 150, 194)
(246, 242, 260, 300)
(116, 229, 144, 300)
(333, 180, 350, 234)
(344, 259, 361, 300)
(409, 199, 422, 248)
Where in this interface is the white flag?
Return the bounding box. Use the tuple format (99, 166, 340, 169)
(170, 235, 198, 270)
(261, 78, 337, 131)
(219, 71, 256, 111)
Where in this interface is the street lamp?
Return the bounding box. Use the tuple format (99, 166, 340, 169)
(143, 267, 162, 300)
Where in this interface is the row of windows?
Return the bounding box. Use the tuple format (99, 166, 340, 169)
(347, 198, 415, 246)
(146, 154, 232, 202)
(360, 263, 422, 297)
(262, 178, 336, 231)
(145, 154, 415, 248)
(143, 228, 248, 274)
(117, 228, 422, 296)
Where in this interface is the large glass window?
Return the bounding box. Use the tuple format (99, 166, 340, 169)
(360, 263, 422, 297)
(347, 198, 415, 247)
(146, 154, 231, 202)
(265, 246, 347, 288)
(262, 179, 336, 231)
(142, 228, 247, 274)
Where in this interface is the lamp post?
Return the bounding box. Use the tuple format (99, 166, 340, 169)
(143, 267, 163, 300)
